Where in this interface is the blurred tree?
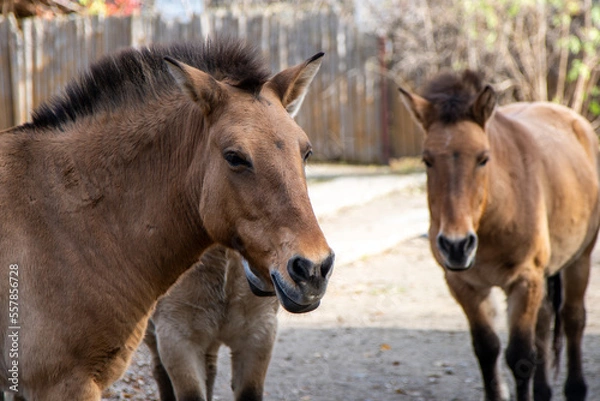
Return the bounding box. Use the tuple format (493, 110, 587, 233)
(364, 0, 600, 129)
(0, 0, 141, 17)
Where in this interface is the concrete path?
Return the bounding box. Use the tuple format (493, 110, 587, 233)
(306, 164, 429, 267)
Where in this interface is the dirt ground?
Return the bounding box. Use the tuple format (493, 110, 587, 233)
(103, 165, 600, 401)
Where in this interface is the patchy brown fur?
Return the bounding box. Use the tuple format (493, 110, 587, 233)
(145, 245, 278, 401)
(400, 70, 599, 401)
(0, 39, 333, 400)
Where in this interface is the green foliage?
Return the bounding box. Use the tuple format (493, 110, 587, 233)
(590, 100, 600, 116)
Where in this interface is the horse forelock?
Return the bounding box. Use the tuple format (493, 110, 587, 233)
(29, 38, 272, 130)
(422, 70, 485, 125)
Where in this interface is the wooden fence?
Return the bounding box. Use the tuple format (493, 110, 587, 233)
(0, 9, 422, 163)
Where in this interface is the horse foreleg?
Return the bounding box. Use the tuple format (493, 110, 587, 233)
(204, 344, 220, 401)
(505, 272, 545, 401)
(229, 323, 277, 401)
(157, 334, 207, 401)
(144, 322, 176, 401)
(445, 276, 508, 401)
(533, 282, 554, 401)
(560, 248, 592, 401)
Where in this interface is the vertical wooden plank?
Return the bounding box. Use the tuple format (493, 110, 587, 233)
(21, 18, 34, 122)
(189, 13, 202, 40)
(200, 12, 211, 40)
(8, 14, 27, 125)
(268, 14, 280, 73)
(338, 21, 351, 160)
(65, 16, 76, 95)
(31, 17, 43, 112)
(0, 16, 14, 129)
(294, 12, 316, 152)
(245, 13, 262, 52)
(41, 18, 55, 107)
(310, 10, 326, 160)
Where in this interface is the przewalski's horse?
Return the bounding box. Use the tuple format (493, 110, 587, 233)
(0, 38, 334, 401)
(399, 71, 600, 401)
(145, 245, 278, 401)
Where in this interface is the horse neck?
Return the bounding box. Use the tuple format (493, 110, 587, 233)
(36, 97, 212, 300)
(479, 114, 533, 234)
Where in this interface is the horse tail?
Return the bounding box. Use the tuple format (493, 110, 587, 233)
(547, 273, 563, 378)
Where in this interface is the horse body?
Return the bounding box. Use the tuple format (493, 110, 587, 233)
(145, 245, 279, 401)
(400, 72, 599, 401)
(0, 40, 333, 400)
(0, 101, 204, 399)
(481, 102, 600, 276)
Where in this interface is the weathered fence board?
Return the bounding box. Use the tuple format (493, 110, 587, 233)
(0, 10, 421, 163)
(0, 16, 13, 130)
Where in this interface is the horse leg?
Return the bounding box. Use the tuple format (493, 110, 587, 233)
(532, 279, 554, 401)
(504, 272, 545, 401)
(157, 335, 207, 401)
(204, 343, 220, 401)
(445, 276, 508, 401)
(560, 247, 592, 401)
(229, 325, 277, 401)
(145, 322, 176, 401)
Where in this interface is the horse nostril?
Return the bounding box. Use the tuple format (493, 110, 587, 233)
(288, 256, 313, 282)
(464, 233, 477, 253)
(437, 234, 452, 255)
(320, 253, 335, 278)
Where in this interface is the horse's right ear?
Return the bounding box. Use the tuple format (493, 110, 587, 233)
(164, 56, 227, 116)
(470, 85, 496, 128)
(398, 87, 431, 131)
(266, 52, 324, 117)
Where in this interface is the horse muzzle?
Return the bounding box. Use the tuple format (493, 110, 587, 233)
(436, 232, 478, 271)
(243, 253, 335, 313)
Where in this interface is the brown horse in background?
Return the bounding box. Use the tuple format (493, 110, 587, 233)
(145, 245, 278, 401)
(399, 71, 599, 401)
(0, 38, 334, 401)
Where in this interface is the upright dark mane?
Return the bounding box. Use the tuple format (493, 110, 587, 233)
(30, 38, 272, 130)
(421, 70, 485, 124)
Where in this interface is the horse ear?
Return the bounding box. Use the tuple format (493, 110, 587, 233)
(267, 52, 324, 117)
(164, 56, 227, 115)
(398, 87, 431, 131)
(471, 85, 496, 128)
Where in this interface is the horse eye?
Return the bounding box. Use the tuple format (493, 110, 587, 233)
(303, 149, 313, 162)
(477, 155, 489, 167)
(224, 151, 253, 170)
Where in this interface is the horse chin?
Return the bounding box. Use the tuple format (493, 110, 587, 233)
(270, 271, 321, 314)
(444, 259, 475, 272)
(242, 258, 275, 297)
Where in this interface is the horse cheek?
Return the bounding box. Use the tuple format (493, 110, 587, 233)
(471, 170, 489, 231)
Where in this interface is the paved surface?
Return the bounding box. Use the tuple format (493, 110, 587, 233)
(306, 164, 428, 266)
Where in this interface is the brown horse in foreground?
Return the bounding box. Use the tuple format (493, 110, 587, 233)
(399, 71, 600, 401)
(0, 39, 334, 400)
(145, 245, 278, 401)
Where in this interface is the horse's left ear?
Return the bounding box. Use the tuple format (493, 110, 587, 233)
(267, 52, 324, 117)
(471, 85, 496, 128)
(398, 87, 431, 131)
(164, 56, 228, 116)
